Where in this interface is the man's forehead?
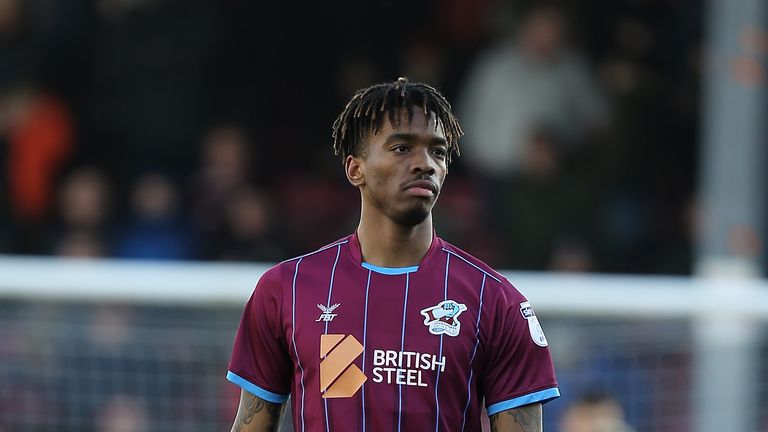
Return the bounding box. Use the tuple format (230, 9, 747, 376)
(378, 108, 445, 138)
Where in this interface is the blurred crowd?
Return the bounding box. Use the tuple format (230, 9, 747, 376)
(0, 0, 702, 274)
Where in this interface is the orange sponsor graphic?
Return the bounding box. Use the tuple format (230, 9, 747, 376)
(319, 334, 367, 398)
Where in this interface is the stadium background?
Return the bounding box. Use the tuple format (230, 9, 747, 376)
(0, 0, 765, 431)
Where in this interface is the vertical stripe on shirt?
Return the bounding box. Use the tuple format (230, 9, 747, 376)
(323, 244, 342, 432)
(434, 253, 451, 432)
(361, 269, 372, 432)
(460, 274, 487, 432)
(291, 258, 306, 432)
(397, 272, 411, 432)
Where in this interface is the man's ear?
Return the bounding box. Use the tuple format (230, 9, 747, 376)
(345, 155, 365, 187)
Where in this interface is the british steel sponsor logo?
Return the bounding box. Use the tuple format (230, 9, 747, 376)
(319, 334, 367, 398)
(371, 350, 446, 387)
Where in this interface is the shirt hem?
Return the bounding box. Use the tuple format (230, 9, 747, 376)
(226, 371, 289, 404)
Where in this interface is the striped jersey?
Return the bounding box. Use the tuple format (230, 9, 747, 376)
(227, 233, 559, 431)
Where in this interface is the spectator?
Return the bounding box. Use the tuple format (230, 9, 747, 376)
(559, 391, 636, 432)
(114, 172, 197, 260)
(499, 127, 598, 269)
(458, 3, 608, 177)
(209, 187, 285, 262)
(50, 167, 111, 258)
(189, 125, 252, 236)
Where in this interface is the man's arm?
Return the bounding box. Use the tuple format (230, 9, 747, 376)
(488, 403, 542, 432)
(230, 389, 286, 432)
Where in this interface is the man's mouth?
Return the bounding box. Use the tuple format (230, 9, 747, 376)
(404, 179, 438, 197)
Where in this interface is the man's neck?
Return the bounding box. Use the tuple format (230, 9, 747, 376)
(356, 214, 434, 268)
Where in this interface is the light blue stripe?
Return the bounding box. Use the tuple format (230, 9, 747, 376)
(434, 254, 450, 432)
(486, 388, 561, 416)
(323, 245, 342, 432)
(291, 258, 306, 432)
(361, 270, 372, 432)
(441, 248, 501, 283)
(227, 371, 289, 403)
(397, 272, 410, 432)
(460, 274, 487, 432)
(361, 262, 419, 275)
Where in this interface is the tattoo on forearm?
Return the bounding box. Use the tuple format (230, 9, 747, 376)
(489, 404, 541, 432)
(232, 392, 284, 432)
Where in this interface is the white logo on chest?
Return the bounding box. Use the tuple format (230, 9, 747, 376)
(316, 303, 341, 322)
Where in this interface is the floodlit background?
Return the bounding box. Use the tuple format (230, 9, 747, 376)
(0, 0, 766, 431)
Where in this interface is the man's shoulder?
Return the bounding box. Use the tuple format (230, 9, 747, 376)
(256, 235, 354, 290)
(274, 234, 354, 268)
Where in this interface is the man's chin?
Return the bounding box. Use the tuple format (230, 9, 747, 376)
(392, 207, 431, 227)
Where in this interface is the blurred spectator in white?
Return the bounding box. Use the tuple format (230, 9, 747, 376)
(559, 391, 636, 432)
(115, 172, 197, 260)
(458, 3, 608, 177)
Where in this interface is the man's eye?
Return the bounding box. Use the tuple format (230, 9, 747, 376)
(433, 148, 448, 158)
(393, 144, 409, 153)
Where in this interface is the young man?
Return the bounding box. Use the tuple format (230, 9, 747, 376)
(227, 78, 559, 432)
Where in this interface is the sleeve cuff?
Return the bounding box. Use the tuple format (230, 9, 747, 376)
(486, 387, 560, 416)
(226, 371, 290, 404)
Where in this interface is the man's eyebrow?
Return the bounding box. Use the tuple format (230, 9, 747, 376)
(385, 133, 448, 145)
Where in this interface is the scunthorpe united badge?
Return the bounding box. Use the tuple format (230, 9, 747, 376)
(420, 300, 467, 337)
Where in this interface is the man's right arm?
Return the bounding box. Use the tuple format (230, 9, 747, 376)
(230, 389, 286, 432)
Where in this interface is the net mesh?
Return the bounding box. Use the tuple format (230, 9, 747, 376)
(1, 301, 765, 432)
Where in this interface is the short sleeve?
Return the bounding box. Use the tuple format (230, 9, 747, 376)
(227, 266, 292, 403)
(481, 280, 559, 415)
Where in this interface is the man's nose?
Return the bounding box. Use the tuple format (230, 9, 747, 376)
(411, 148, 436, 174)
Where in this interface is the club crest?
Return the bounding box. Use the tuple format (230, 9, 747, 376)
(420, 300, 467, 337)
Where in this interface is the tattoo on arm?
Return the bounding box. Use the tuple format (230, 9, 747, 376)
(489, 403, 542, 432)
(231, 391, 285, 432)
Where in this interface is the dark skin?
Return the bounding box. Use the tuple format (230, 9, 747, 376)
(345, 109, 448, 268)
(229, 390, 285, 432)
(490, 403, 543, 432)
(229, 108, 543, 431)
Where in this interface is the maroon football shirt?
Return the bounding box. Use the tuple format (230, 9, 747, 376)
(228, 233, 559, 431)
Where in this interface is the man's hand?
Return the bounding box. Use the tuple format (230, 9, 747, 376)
(489, 403, 542, 432)
(230, 389, 286, 432)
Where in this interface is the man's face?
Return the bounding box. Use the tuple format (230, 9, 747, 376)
(346, 108, 449, 227)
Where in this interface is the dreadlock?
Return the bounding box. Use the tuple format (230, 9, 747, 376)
(332, 77, 463, 163)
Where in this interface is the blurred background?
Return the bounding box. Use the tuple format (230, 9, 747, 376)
(0, 0, 766, 431)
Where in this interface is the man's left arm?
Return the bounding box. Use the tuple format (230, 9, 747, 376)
(488, 403, 542, 432)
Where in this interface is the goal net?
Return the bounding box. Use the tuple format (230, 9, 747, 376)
(0, 256, 765, 432)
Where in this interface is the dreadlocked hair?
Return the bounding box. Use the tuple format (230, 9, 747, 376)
(332, 77, 463, 163)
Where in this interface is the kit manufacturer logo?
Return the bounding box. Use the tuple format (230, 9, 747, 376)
(316, 303, 341, 322)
